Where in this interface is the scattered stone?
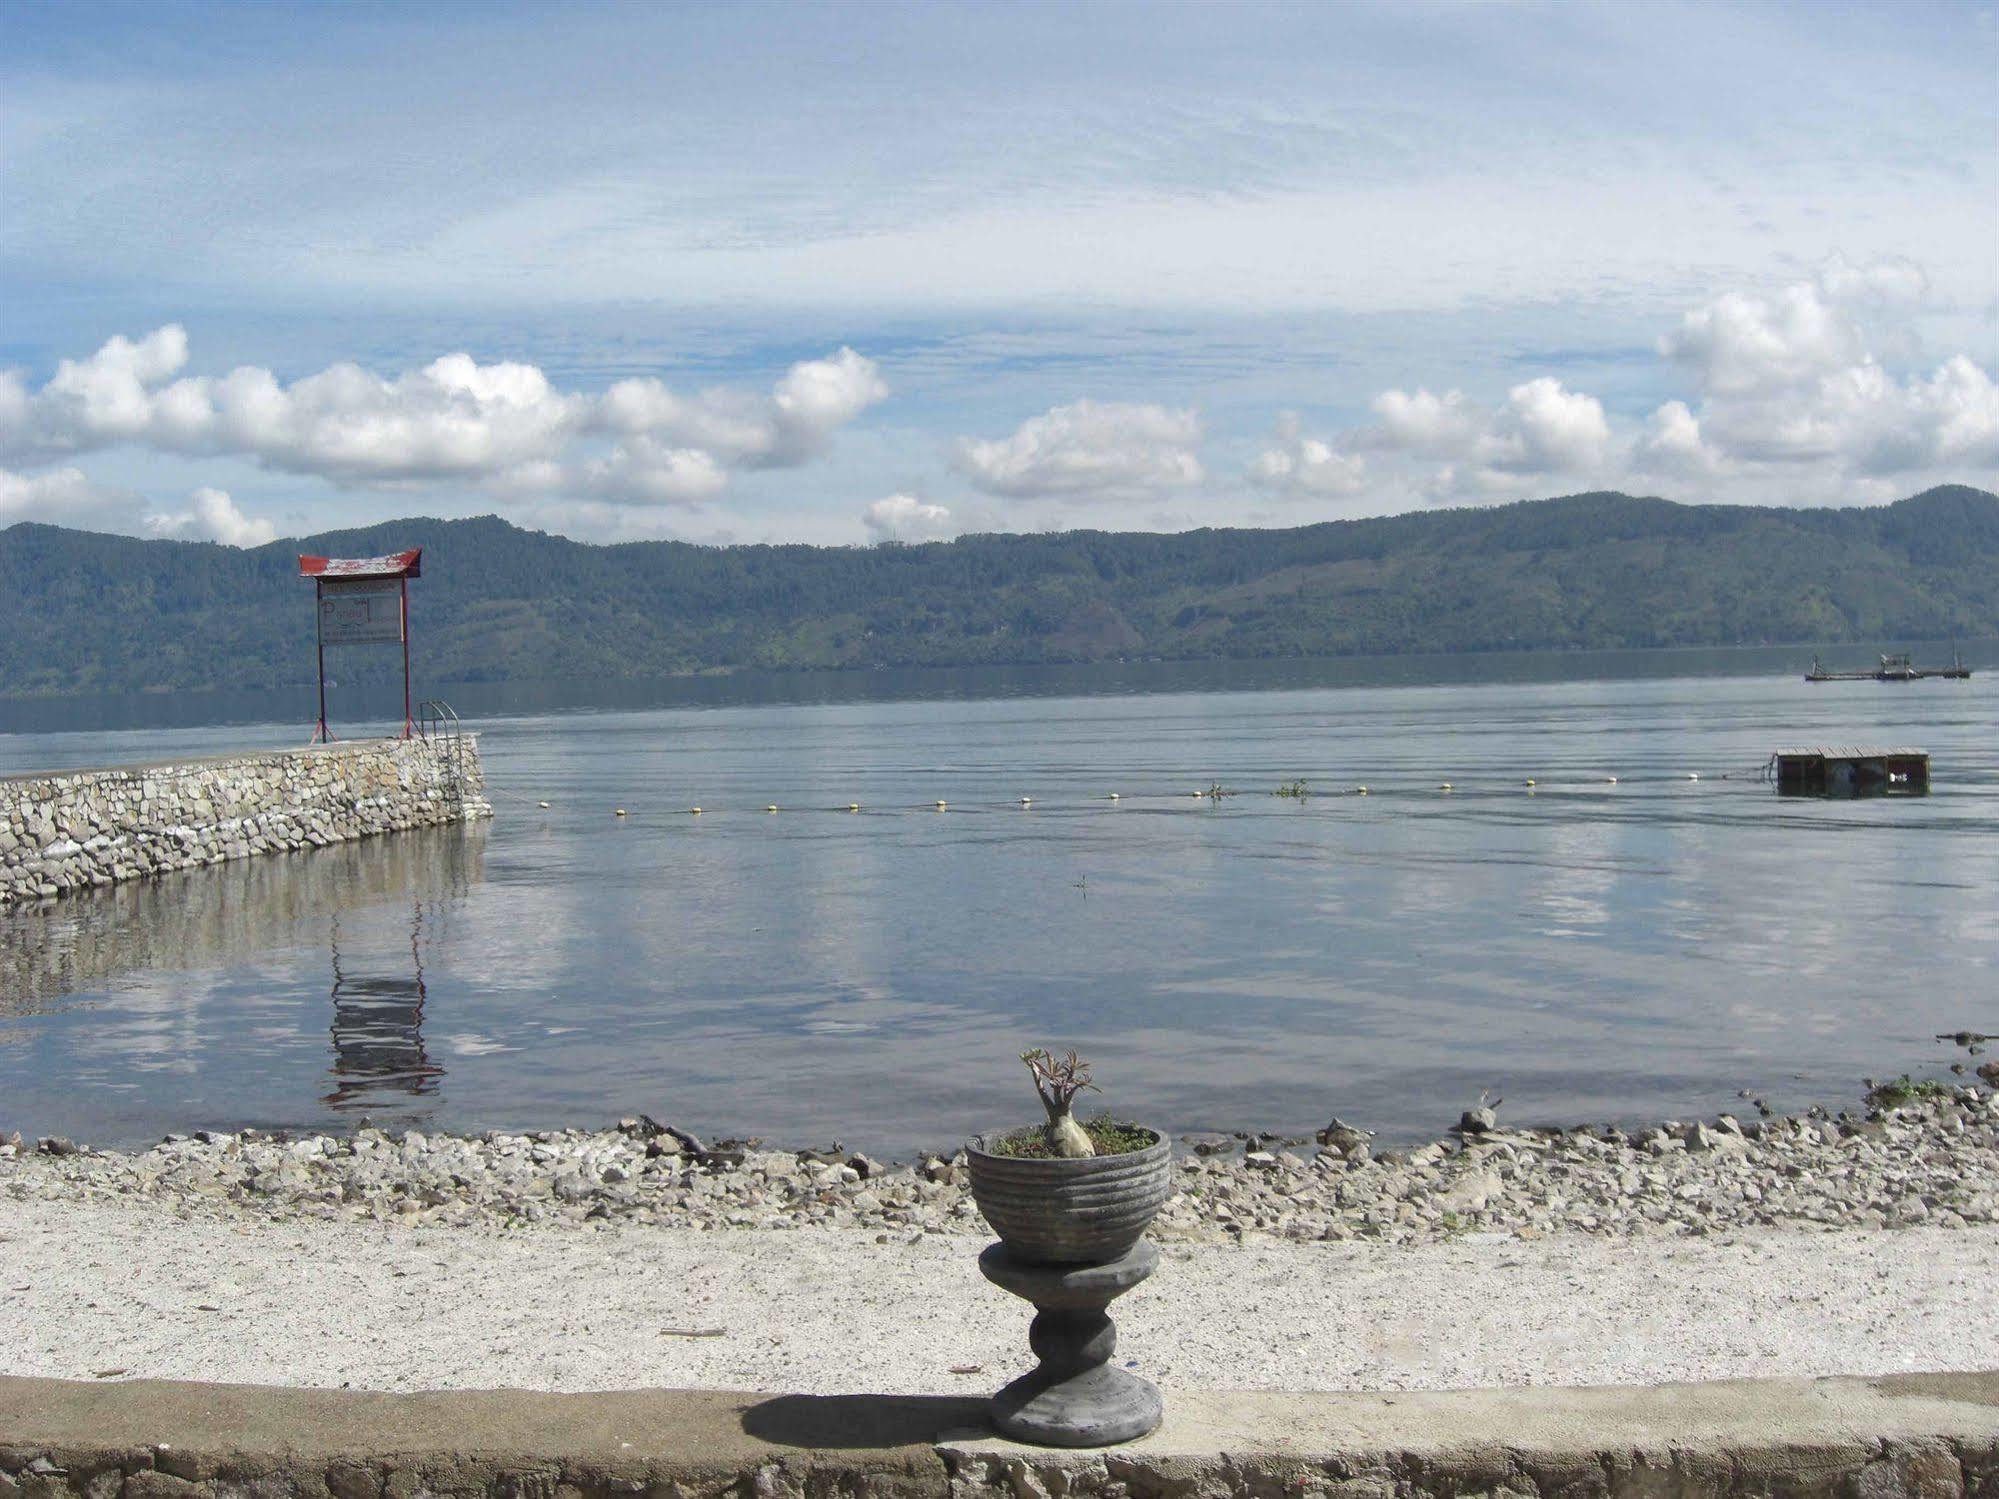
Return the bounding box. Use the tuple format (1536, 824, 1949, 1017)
(2, 1084, 1994, 1248)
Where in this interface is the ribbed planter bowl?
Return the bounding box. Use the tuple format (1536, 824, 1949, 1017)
(966, 1125, 1172, 1264)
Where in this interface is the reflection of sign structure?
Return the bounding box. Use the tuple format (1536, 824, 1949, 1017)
(299, 548, 422, 742)
(324, 906, 444, 1114)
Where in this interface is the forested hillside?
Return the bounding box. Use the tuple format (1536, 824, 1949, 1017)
(2, 486, 1994, 696)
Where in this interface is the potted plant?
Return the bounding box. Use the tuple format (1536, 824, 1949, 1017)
(966, 1049, 1172, 1263)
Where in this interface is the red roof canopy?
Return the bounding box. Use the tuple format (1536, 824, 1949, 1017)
(298, 548, 422, 580)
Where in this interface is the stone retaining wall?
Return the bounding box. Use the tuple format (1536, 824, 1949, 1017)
(0, 1375, 1993, 1499)
(0, 738, 490, 906)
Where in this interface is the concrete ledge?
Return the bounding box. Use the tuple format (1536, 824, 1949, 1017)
(1, 1373, 1994, 1499)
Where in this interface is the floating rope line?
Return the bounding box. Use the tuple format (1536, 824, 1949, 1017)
(485, 770, 1798, 821)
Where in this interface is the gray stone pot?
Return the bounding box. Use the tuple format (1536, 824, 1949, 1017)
(966, 1125, 1172, 1264)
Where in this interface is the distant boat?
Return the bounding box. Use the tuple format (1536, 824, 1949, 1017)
(1805, 649, 1971, 683)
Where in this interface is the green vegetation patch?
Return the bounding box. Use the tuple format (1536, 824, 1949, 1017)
(1866, 1074, 1955, 1108)
(985, 1116, 1158, 1158)
(4, 485, 1995, 696)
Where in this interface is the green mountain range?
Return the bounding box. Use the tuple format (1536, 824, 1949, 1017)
(2, 485, 1994, 697)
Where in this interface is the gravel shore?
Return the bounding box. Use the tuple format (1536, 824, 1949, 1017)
(2, 1195, 1993, 1395)
(6, 1082, 1995, 1245)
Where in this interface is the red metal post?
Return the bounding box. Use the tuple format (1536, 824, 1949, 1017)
(400, 574, 413, 740)
(313, 579, 332, 743)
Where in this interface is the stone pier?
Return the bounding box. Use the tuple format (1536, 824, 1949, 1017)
(0, 738, 490, 905)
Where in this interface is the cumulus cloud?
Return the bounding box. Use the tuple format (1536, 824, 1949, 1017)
(953, 399, 1203, 499)
(575, 439, 730, 506)
(1475, 378, 1611, 474)
(0, 465, 276, 544)
(1265, 258, 1991, 511)
(143, 487, 278, 547)
(1658, 264, 1997, 480)
(1249, 413, 1367, 498)
(862, 494, 957, 542)
(1281, 378, 1612, 501)
(596, 348, 888, 469)
(0, 465, 123, 527)
(0, 328, 886, 509)
(1636, 400, 1720, 475)
(1367, 387, 1480, 456)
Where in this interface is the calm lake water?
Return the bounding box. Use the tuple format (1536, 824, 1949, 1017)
(3, 642, 1995, 1156)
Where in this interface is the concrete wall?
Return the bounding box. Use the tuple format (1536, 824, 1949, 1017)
(0, 1374, 1993, 1499)
(0, 738, 489, 907)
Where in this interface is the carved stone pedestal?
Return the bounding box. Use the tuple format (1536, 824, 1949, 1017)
(977, 1239, 1162, 1447)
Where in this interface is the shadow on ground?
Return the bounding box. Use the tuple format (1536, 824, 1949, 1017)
(740, 1393, 990, 1449)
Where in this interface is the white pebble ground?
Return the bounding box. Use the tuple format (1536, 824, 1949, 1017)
(1, 1195, 1991, 1395)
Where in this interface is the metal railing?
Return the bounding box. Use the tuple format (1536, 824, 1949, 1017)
(415, 699, 467, 798)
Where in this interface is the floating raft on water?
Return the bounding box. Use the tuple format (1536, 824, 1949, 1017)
(1769, 746, 1930, 797)
(1805, 651, 1971, 682)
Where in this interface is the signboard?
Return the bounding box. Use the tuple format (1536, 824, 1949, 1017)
(300, 548, 422, 741)
(317, 576, 405, 644)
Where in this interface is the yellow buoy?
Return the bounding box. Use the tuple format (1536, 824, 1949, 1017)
(689, 807, 702, 815)
(1606, 775, 1618, 784)
(538, 800, 551, 809)
(1355, 785, 1368, 795)
(766, 805, 779, 813)
(1439, 782, 1453, 792)
(934, 800, 947, 809)
(1687, 772, 1700, 782)
(1524, 778, 1536, 787)
(614, 808, 627, 817)
(847, 803, 861, 812)
(1108, 792, 1120, 801)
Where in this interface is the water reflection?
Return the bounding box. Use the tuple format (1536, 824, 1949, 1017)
(0, 824, 485, 1025)
(324, 905, 446, 1113)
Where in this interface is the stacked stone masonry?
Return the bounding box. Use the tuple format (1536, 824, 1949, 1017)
(0, 738, 490, 905)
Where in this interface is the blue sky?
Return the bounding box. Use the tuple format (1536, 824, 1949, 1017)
(1, 0, 1993, 546)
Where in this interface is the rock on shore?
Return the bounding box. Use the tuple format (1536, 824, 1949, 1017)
(3, 1087, 1994, 1245)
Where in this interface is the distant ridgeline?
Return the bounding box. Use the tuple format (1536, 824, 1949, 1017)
(1, 485, 1995, 696)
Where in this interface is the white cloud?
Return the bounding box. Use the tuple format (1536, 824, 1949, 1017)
(1265, 258, 1993, 512)
(1663, 264, 1998, 480)
(1367, 387, 1479, 457)
(1636, 400, 1720, 476)
(0, 464, 277, 544)
(142, 487, 277, 547)
(1475, 378, 1611, 475)
(0, 328, 885, 509)
(596, 348, 888, 468)
(576, 438, 730, 506)
(1661, 283, 1861, 397)
(1355, 378, 1610, 493)
(862, 494, 956, 542)
(0, 465, 124, 527)
(1249, 413, 1367, 498)
(953, 399, 1203, 500)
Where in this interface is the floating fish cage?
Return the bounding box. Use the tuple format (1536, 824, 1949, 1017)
(1768, 747, 1930, 797)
